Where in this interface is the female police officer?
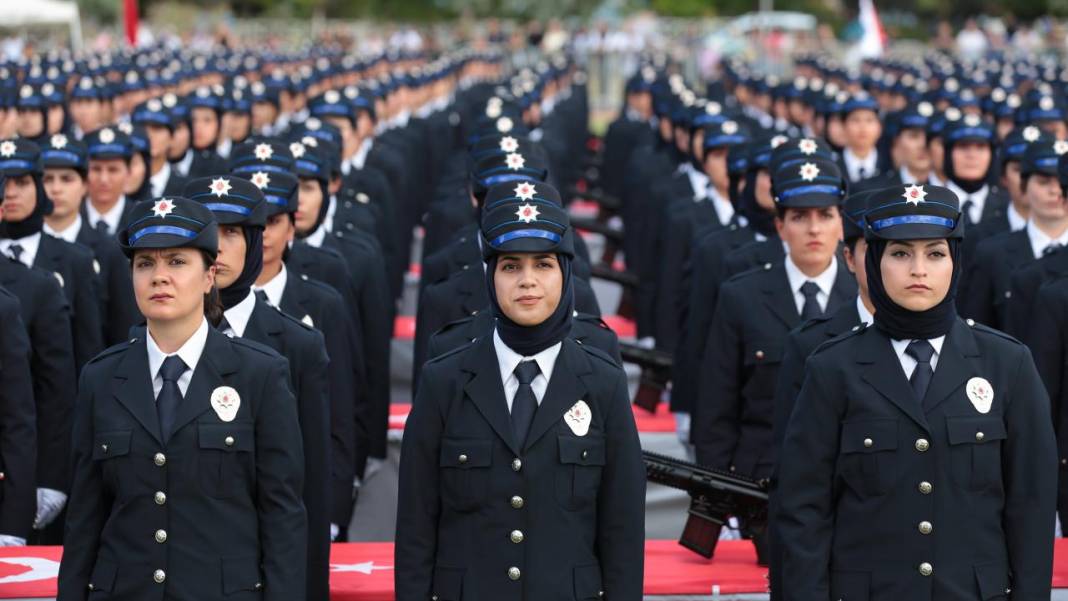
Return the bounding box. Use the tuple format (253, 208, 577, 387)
(778, 183, 1057, 600)
(396, 180, 645, 601)
(57, 196, 307, 601)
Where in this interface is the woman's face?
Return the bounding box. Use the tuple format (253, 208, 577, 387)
(17, 109, 44, 138)
(754, 170, 774, 210)
(1, 174, 37, 221)
(133, 248, 214, 323)
(43, 168, 86, 219)
(879, 239, 953, 312)
(125, 154, 146, 194)
(296, 179, 323, 235)
(191, 108, 219, 149)
(214, 224, 247, 289)
(494, 253, 563, 326)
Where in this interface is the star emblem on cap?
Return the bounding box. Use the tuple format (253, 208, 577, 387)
(301, 136, 318, 148)
(41, 83, 54, 96)
(147, 98, 162, 112)
(306, 117, 322, 130)
(505, 153, 525, 171)
(99, 128, 115, 144)
(902, 184, 927, 206)
(250, 171, 271, 189)
(486, 103, 502, 118)
(945, 107, 962, 122)
(917, 102, 934, 117)
(0, 141, 15, 158)
(799, 162, 820, 182)
(514, 182, 537, 201)
(19, 85, 32, 99)
(1041, 96, 1056, 111)
(254, 143, 273, 161)
(79, 77, 93, 90)
(722, 120, 738, 135)
(770, 135, 789, 149)
(290, 143, 306, 159)
(50, 134, 68, 150)
(499, 136, 519, 153)
(516, 203, 540, 224)
(197, 86, 212, 98)
(152, 198, 175, 218)
(118, 122, 133, 135)
(497, 117, 514, 133)
(798, 138, 818, 155)
(324, 90, 340, 104)
(963, 114, 981, 127)
(705, 102, 722, 116)
(1023, 126, 1042, 142)
(210, 178, 232, 198)
(1055, 140, 1068, 156)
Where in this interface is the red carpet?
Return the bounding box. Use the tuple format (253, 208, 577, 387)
(393, 314, 636, 340)
(390, 400, 676, 433)
(3, 539, 1068, 598)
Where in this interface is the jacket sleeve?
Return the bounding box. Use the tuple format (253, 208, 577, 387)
(320, 297, 359, 526)
(1002, 346, 1057, 600)
(0, 299, 36, 539)
(31, 277, 76, 491)
(772, 331, 807, 464)
(394, 365, 444, 601)
(69, 256, 106, 371)
(778, 356, 842, 601)
(596, 371, 646, 601)
(692, 282, 744, 468)
(255, 357, 308, 601)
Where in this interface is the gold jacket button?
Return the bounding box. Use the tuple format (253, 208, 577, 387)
(915, 439, 930, 452)
(510, 496, 524, 509)
(863, 438, 873, 448)
(155, 529, 168, 543)
(153, 569, 167, 584)
(224, 436, 235, 447)
(918, 521, 933, 535)
(508, 567, 521, 581)
(511, 458, 522, 472)
(918, 481, 933, 495)
(154, 453, 166, 467)
(918, 562, 933, 577)
(155, 491, 167, 505)
(458, 454, 468, 464)
(975, 432, 985, 442)
(510, 530, 524, 544)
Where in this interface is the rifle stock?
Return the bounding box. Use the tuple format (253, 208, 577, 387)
(620, 343, 673, 413)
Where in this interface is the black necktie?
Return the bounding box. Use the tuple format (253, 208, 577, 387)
(857, 166, 866, 181)
(1044, 242, 1063, 257)
(94, 220, 110, 235)
(961, 199, 975, 226)
(800, 281, 823, 320)
(512, 361, 541, 450)
(157, 356, 187, 443)
(905, 340, 936, 402)
(254, 289, 269, 305)
(7, 244, 23, 263)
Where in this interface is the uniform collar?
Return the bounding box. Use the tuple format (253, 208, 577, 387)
(254, 263, 287, 308)
(149, 161, 172, 198)
(682, 162, 709, 199)
(0, 232, 42, 267)
(86, 195, 127, 235)
(493, 328, 562, 391)
(783, 253, 838, 299)
(1007, 202, 1027, 232)
(175, 148, 194, 177)
(856, 295, 874, 326)
(43, 213, 82, 243)
(945, 180, 988, 223)
(890, 335, 946, 364)
(304, 224, 327, 248)
(1026, 219, 1068, 259)
(351, 138, 373, 171)
(843, 147, 878, 181)
(146, 317, 209, 382)
(706, 185, 734, 226)
(222, 291, 256, 338)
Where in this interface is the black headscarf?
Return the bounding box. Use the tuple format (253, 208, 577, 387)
(218, 225, 264, 310)
(866, 237, 961, 340)
(485, 253, 575, 357)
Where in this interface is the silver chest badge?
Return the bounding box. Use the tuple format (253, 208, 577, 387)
(564, 400, 592, 437)
(966, 377, 994, 414)
(211, 386, 241, 422)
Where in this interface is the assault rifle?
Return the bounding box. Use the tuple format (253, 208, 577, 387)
(620, 343, 672, 413)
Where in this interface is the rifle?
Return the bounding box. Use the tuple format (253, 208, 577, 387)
(568, 186, 622, 213)
(643, 451, 769, 559)
(619, 343, 672, 413)
(570, 216, 624, 244)
(588, 263, 639, 321)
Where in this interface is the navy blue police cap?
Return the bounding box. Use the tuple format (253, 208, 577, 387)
(183, 175, 268, 228)
(119, 196, 219, 259)
(480, 180, 574, 258)
(863, 184, 963, 241)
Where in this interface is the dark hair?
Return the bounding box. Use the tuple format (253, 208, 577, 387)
(200, 250, 225, 326)
(844, 235, 863, 254)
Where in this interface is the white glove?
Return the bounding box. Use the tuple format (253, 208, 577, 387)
(673, 412, 691, 446)
(363, 457, 385, 481)
(34, 488, 67, 530)
(330, 523, 340, 541)
(0, 535, 26, 546)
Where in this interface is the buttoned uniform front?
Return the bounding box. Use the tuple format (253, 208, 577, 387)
(396, 336, 645, 601)
(958, 228, 1037, 330)
(778, 319, 1056, 600)
(57, 326, 307, 601)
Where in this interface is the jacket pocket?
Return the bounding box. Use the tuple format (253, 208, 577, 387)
(93, 430, 133, 498)
(946, 416, 1007, 492)
(830, 570, 870, 601)
(431, 566, 464, 601)
(741, 341, 783, 401)
(838, 419, 898, 498)
(439, 438, 493, 512)
(973, 560, 1011, 600)
(573, 563, 603, 600)
(556, 435, 606, 511)
(87, 558, 118, 595)
(198, 422, 254, 499)
(221, 556, 264, 594)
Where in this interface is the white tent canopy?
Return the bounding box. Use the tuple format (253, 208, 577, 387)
(0, 1, 82, 49)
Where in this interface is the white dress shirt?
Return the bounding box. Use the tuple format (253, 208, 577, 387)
(304, 224, 327, 248)
(350, 138, 374, 171)
(891, 336, 945, 380)
(945, 181, 989, 224)
(783, 255, 838, 316)
(220, 291, 256, 338)
(324, 195, 338, 233)
(707, 186, 734, 226)
(493, 329, 562, 412)
(0, 232, 42, 267)
(856, 296, 874, 326)
(1007, 203, 1027, 232)
(254, 264, 288, 308)
(149, 161, 172, 198)
(682, 163, 709, 199)
(43, 214, 82, 243)
(1026, 220, 1068, 259)
(843, 148, 879, 182)
(175, 149, 194, 177)
(146, 317, 209, 398)
(85, 195, 127, 236)
(899, 165, 923, 185)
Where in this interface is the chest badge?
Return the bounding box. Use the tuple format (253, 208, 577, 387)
(564, 400, 592, 437)
(211, 386, 241, 422)
(966, 377, 994, 414)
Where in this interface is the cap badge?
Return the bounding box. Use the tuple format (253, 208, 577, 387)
(99, 128, 115, 144)
(798, 138, 818, 155)
(0, 141, 16, 158)
(209, 177, 232, 198)
(499, 136, 519, 153)
(496, 117, 514, 133)
(152, 198, 175, 218)
(1023, 126, 1042, 142)
(721, 120, 738, 135)
(799, 162, 819, 182)
(516, 203, 539, 224)
(50, 134, 68, 150)
(505, 153, 525, 171)
(251, 171, 271, 189)
(514, 182, 536, 201)
(289, 142, 306, 159)
(254, 143, 273, 161)
(902, 184, 927, 206)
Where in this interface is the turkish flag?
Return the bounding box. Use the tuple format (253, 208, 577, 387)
(124, 0, 139, 47)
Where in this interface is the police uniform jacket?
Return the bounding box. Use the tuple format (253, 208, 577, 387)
(693, 260, 856, 477)
(0, 286, 37, 539)
(33, 234, 105, 371)
(58, 327, 306, 601)
(74, 224, 141, 346)
(778, 319, 1056, 601)
(396, 336, 645, 601)
(958, 229, 1032, 330)
(1005, 248, 1068, 339)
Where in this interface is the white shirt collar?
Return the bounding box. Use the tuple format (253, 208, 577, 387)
(149, 161, 172, 198)
(221, 291, 257, 338)
(493, 328, 562, 408)
(945, 180, 988, 223)
(843, 148, 878, 182)
(783, 254, 838, 314)
(146, 317, 209, 398)
(325, 195, 337, 233)
(351, 138, 374, 171)
(1026, 219, 1068, 259)
(928, 172, 946, 187)
(856, 296, 874, 326)
(891, 335, 946, 377)
(899, 164, 921, 185)
(85, 195, 127, 236)
(1007, 203, 1027, 232)
(0, 232, 42, 267)
(707, 186, 734, 226)
(682, 163, 709, 199)
(43, 214, 82, 243)
(176, 149, 194, 177)
(304, 224, 327, 248)
(254, 264, 288, 308)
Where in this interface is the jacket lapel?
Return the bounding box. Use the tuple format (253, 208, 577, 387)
(857, 327, 931, 432)
(825, 261, 858, 314)
(111, 338, 163, 445)
(523, 340, 590, 453)
(169, 328, 240, 437)
(461, 337, 521, 456)
(761, 264, 800, 329)
(922, 320, 981, 414)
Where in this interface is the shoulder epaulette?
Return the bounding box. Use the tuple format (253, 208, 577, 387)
(425, 338, 477, 365)
(965, 318, 1023, 345)
(724, 261, 774, 284)
(88, 339, 137, 364)
(575, 339, 619, 368)
(811, 321, 869, 356)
